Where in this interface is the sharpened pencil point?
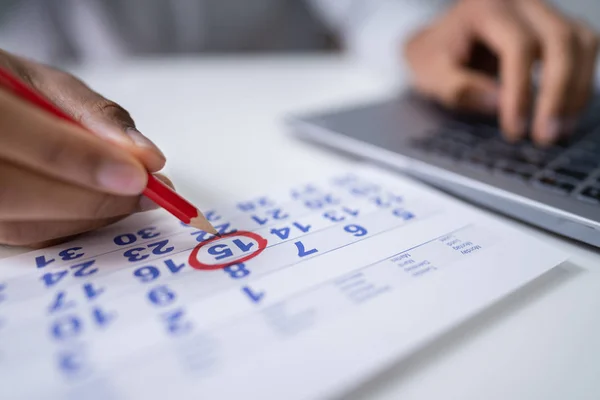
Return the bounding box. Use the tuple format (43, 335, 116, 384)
(189, 214, 219, 236)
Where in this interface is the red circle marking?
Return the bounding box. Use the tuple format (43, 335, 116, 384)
(188, 230, 268, 270)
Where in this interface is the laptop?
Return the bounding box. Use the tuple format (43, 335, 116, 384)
(287, 92, 600, 248)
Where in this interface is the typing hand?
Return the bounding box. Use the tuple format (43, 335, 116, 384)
(0, 50, 169, 247)
(405, 0, 599, 145)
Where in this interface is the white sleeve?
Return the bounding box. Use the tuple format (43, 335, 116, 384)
(307, 0, 450, 78)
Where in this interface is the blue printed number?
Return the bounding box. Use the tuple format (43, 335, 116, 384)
(58, 247, 84, 261)
(224, 264, 250, 279)
(323, 207, 359, 222)
(51, 310, 114, 341)
(348, 182, 379, 196)
(49, 284, 105, 315)
(51, 315, 82, 341)
(291, 184, 339, 209)
(208, 244, 233, 260)
(165, 259, 186, 273)
(40, 260, 98, 288)
(36, 247, 85, 269)
(41, 271, 69, 288)
(304, 194, 339, 210)
(237, 197, 274, 212)
(134, 266, 160, 282)
(294, 241, 318, 258)
(0, 283, 5, 303)
(251, 208, 290, 226)
(162, 308, 192, 336)
(148, 285, 176, 307)
(207, 239, 255, 261)
(133, 260, 186, 283)
(92, 307, 116, 328)
(344, 224, 368, 237)
(123, 247, 148, 263)
(148, 240, 174, 255)
(332, 174, 357, 186)
(242, 286, 264, 303)
(233, 239, 254, 252)
(84, 283, 104, 300)
(70, 260, 97, 277)
(113, 227, 160, 246)
(392, 208, 415, 221)
(291, 184, 318, 199)
(372, 192, 403, 208)
(123, 239, 174, 262)
(48, 291, 76, 314)
(58, 350, 86, 376)
(270, 222, 311, 240)
(35, 255, 55, 269)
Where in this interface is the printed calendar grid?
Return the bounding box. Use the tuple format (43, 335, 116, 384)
(0, 174, 426, 342)
(48, 223, 485, 383)
(0, 200, 438, 337)
(3, 192, 423, 299)
(0, 172, 436, 363)
(0, 168, 567, 400)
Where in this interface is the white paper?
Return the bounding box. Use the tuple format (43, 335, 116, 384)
(0, 165, 566, 400)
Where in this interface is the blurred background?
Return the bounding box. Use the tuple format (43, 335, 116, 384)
(0, 0, 599, 70)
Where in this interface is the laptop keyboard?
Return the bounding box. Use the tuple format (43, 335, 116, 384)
(411, 122, 600, 204)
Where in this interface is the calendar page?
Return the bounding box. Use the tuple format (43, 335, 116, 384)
(0, 165, 565, 400)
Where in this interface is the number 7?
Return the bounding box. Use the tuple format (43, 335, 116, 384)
(294, 241, 318, 257)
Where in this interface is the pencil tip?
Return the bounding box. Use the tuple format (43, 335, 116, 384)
(189, 215, 219, 236)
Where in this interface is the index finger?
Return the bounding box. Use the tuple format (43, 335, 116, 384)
(22, 63, 166, 172)
(469, 1, 538, 140)
(0, 89, 147, 195)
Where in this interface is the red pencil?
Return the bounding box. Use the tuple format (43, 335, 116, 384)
(0, 66, 218, 235)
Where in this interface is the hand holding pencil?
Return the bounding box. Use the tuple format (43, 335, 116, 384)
(0, 49, 216, 247)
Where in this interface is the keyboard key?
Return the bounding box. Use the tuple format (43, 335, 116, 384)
(555, 156, 598, 173)
(572, 140, 600, 152)
(442, 129, 479, 145)
(534, 176, 576, 194)
(463, 153, 495, 170)
(578, 186, 600, 204)
(553, 167, 589, 181)
(496, 152, 543, 169)
(566, 148, 598, 164)
(519, 145, 557, 166)
(413, 136, 470, 160)
(468, 126, 497, 139)
(496, 163, 535, 181)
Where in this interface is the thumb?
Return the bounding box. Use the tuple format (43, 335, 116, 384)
(29, 66, 166, 172)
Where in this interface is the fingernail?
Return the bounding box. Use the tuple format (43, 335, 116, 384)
(514, 118, 528, 139)
(543, 119, 561, 143)
(481, 91, 499, 113)
(127, 128, 163, 150)
(138, 196, 159, 212)
(97, 163, 147, 195)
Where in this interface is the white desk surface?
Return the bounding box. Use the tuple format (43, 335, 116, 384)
(3, 54, 600, 399)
